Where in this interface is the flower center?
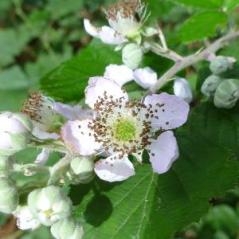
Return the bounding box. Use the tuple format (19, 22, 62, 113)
(21, 92, 61, 131)
(89, 94, 153, 155)
(113, 118, 136, 142)
(43, 208, 53, 218)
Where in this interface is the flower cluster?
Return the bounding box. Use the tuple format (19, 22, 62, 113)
(0, 73, 189, 237)
(201, 55, 239, 109)
(0, 0, 194, 237)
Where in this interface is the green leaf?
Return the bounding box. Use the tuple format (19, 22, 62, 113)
(25, 48, 72, 85)
(0, 66, 29, 90)
(73, 103, 239, 239)
(20, 226, 52, 239)
(170, 0, 224, 9)
(46, 0, 84, 20)
(0, 90, 28, 111)
(178, 11, 228, 42)
(0, 27, 35, 67)
(40, 40, 121, 102)
(223, 0, 239, 10)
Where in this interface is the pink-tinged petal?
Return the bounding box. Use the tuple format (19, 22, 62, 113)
(148, 131, 179, 174)
(35, 149, 50, 165)
(173, 78, 193, 103)
(53, 102, 94, 120)
(61, 119, 101, 156)
(83, 19, 125, 45)
(98, 26, 125, 45)
(133, 67, 158, 89)
(94, 154, 135, 182)
(104, 64, 133, 86)
(85, 77, 128, 109)
(144, 93, 189, 130)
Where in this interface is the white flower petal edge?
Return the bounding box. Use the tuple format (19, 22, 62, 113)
(85, 77, 128, 109)
(148, 131, 179, 174)
(61, 119, 101, 156)
(35, 149, 50, 165)
(94, 154, 135, 182)
(104, 64, 133, 86)
(144, 93, 190, 130)
(173, 78, 193, 103)
(83, 19, 99, 37)
(83, 19, 125, 45)
(133, 67, 158, 89)
(32, 127, 59, 140)
(53, 102, 94, 120)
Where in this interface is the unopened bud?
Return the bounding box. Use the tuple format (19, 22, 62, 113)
(14, 205, 40, 230)
(201, 75, 223, 97)
(214, 79, 239, 109)
(67, 157, 94, 184)
(28, 185, 72, 226)
(122, 43, 143, 69)
(209, 56, 236, 75)
(0, 112, 32, 156)
(0, 177, 18, 214)
(51, 218, 84, 239)
(173, 78, 193, 103)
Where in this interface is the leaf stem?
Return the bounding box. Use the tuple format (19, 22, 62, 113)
(149, 29, 239, 93)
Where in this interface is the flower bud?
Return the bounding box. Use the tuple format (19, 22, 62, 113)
(209, 56, 236, 75)
(0, 112, 32, 156)
(173, 78, 193, 103)
(0, 177, 18, 214)
(28, 185, 72, 226)
(67, 157, 94, 184)
(14, 205, 40, 230)
(0, 112, 32, 133)
(201, 75, 223, 97)
(122, 43, 143, 69)
(214, 79, 239, 109)
(51, 218, 84, 239)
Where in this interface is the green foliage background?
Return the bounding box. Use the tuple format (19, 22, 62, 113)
(0, 0, 239, 238)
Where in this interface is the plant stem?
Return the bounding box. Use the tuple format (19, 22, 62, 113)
(149, 30, 239, 93)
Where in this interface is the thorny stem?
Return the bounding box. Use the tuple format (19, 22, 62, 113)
(147, 42, 183, 62)
(149, 29, 239, 93)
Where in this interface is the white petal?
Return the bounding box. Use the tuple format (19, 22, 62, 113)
(35, 149, 50, 165)
(53, 102, 94, 120)
(83, 19, 99, 37)
(32, 127, 59, 140)
(0, 132, 13, 149)
(133, 67, 158, 89)
(173, 78, 193, 103)
(83, 19, 125, 45)
(0, 112, 26, 134)
(14, 206, 40, 230)
(98, 26, 125, 45)
(85, 77, 128, 109)
(61, 119, 101, 156)
(148, 131, 179, 174)
(144, 93, 190, 130)
(94, 154, 135, 182)
(104, 64, 133, 86)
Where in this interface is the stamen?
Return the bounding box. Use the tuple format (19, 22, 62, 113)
(89, 92, 155, 156)
(21, 92, 57, 130)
